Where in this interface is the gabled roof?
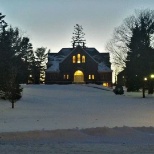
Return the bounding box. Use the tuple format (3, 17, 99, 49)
(46, 45, 112, 73)
(60, 45, 99, 64)
(58, 48, 72, 56)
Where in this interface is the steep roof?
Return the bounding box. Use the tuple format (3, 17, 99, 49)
(46, 45, 111, 73)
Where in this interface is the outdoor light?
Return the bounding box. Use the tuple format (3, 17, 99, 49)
(144, 77, 147, 81)
(151, 74, 154, 78)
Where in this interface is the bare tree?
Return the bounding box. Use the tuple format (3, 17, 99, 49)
(106, 9, 154, 72)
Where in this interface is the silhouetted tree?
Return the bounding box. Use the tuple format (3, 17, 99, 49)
(18, 37, 34, 83)
(72, 24, 86, 47)
(106, 9, 154, 70)
(107, 9, 154, 91)
(4, 67, 22, 108)
(34, 47, 48, 83)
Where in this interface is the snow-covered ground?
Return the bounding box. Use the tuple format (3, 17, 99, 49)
(1, 84, 154, 132)
(1, 84, 154, 153)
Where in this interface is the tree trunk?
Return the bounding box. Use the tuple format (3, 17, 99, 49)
(12, 100, 14, 109)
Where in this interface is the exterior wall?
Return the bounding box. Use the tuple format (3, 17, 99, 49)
(45, 46, 112, 85)
(45, 72, 62, 84)
(98, 72, 112, 86)
(59, 46, 98, 83)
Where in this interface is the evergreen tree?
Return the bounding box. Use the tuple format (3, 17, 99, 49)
(0, 14, 23, 108)
(125, 12, 154, 91)
(107, 9, 154, 71)
(34, 47, 48, 83)
(72, 24, 86, 47)
(18, 37, 34, 83)
(4, 67, 23, 108)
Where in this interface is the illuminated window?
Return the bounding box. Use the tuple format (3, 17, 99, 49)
(63, 75, 66, 79)
(67, 74, 69, 79)
(82, 55, 85, 63)
(77, 54, 81, 63)
(64, 74, 69, 79)
(92, 74, 94, 79)
(89, 74, 94, 80)
(72, 56, 76, 63)
(89, 75, 91, 79)
(103, 82, 108, 87)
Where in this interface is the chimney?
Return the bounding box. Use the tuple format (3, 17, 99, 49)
(73, 42, 75, 48)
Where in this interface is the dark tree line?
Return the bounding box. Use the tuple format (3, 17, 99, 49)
(0, 13, 48, 108)
(107, 9, 154, 92)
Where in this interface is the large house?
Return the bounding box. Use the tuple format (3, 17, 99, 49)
(45, 43, 112, 86)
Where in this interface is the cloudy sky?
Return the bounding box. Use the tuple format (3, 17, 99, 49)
(0, 0, 154, 52)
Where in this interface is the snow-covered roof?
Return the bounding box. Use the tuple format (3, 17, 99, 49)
(46, 46, 112, 73)
(46, 55, 64, 72)
(98, 62, 112, 72)
(46, 60, 60, 72)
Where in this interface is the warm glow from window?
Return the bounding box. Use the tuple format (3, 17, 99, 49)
(89, 74, 94, 80)
(73, 56, 76, 63)
(89, 75, 91, 79)
(92, 74, 94, 79)
(74, 70, 83, 76)
(64, 74, 69, 79)
(82, 55, 85, 63)
(67, 74, 69, 79)
(103, 82, 108, 87)
(77, 54, 81, 63)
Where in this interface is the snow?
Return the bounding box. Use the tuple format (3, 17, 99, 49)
(46, 60, 60, 72)
(0, 84, 154, 133)
(98, 62, 112, 72)
(46, 55, 66, 72)
(1, 84, 154, 152)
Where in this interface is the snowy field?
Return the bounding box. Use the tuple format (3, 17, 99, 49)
(0, 84, 154, 153)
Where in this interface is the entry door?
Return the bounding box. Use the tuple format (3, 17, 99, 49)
(74, 70, 84, 83)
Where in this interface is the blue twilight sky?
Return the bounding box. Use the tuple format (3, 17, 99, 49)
(0, 0, 154, 53)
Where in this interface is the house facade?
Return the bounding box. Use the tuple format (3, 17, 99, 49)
(45, 44, 112, 86)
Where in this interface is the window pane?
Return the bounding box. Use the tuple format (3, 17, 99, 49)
(73, 56, 76, 63)
(92, 75, 94, 79)
(67, 74, 69, 79)
(82, 55, 85, 63)
(89, 75, 91, 79)
(77, 54, 81, 63)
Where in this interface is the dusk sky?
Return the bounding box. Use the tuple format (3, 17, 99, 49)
(0, 0, 154, 53)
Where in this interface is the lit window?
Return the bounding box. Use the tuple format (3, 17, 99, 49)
(67, 74, 69, 79)
(92, 75, 94, 79)
(64, 74, 69, 79)
(103, 82, 108, 87)
(89, 75, 91, 79)
(82, 55, 85, 63)
(64, 75, 66, 79)
(73, 56, 76, 63)
(77, 54, 81, 63)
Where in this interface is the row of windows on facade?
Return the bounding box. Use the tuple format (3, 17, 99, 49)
(49, 74, 110, 80)
(72, 54, 85, 63)
(63, 74, 95, 80)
